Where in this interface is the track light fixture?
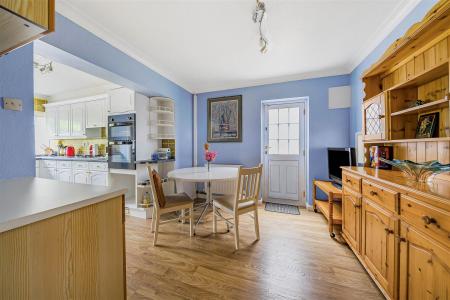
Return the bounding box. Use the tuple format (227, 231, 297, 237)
(253, 0, 268, 54)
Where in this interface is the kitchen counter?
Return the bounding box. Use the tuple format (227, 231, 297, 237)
(36, 155, 108, 162)
(135, 158, 175, 164)
(0, 177, 126, 233)
(0, 177, 127, 298)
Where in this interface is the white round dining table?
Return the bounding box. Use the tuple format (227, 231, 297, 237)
(168, 167, 238, 232)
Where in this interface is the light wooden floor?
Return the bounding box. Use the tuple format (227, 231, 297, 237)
(125, 206, 383, 300)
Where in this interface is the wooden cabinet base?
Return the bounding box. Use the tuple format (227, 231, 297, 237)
(0, 196, 126, 299)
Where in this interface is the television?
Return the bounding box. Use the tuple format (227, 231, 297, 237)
(328, 148, 356, 185)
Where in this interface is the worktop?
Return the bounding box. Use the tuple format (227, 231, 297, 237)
(0, 177, 126, 233)
(0, 177, 127, 299)
(342, 166, 450, 204)
(36, 155, 108, 162)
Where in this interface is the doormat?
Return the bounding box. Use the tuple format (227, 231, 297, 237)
(265, 202, 300, 215)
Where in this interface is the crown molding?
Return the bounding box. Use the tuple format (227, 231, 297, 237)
(194, 67, 349, 94)
(346, 0, 422, 73)
(56, 1, 195, 93)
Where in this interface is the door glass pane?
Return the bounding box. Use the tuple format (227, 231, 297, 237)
(279, 140, 289, 154)
(269, 124, 278, 139)
(289, 140, 299, 154)
(289, 123, 299, 140)
(279, 108, 289, 123)
(289, 107, 299, 123)
(268, 109, 278, 124)
(269, 139, 278, 154)
(279, 124, 289, 139)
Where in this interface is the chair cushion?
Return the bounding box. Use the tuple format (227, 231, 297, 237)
(151, 170, 166, 208)
(213, 194, 255, 211)
(165, 193, 194, 208)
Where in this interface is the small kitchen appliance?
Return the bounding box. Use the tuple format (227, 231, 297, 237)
(65, 146, 75, 157)
(157, 148, 171, 160)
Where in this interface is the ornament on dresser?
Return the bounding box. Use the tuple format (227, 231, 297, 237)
(416, 112, 439, 138)
(369, 146, 393, 169)
(380, 158, 450, 182)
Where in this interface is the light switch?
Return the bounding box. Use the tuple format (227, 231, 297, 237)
(3, 98, 23, 111)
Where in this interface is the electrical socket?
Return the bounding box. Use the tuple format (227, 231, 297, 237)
(3, 98, 23, 111)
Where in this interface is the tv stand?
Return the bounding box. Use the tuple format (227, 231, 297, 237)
(312, 180, 343, 238)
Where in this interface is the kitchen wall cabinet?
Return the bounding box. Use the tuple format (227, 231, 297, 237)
(108, 88, 135, 114)
(57, 105, 71, 137)
(45, 107, 58, 137)
(44, 94, 109, 139)
(0, 0, 55, 56)
(86, 99, 107, 128)
(70, 103, 86, 136)
(399, 222, 450, 300)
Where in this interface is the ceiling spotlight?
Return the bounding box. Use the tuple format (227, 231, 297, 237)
(253, 0, 268, 54)
(33, 61, 54, 75)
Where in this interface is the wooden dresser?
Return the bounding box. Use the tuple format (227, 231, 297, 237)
(341, 167, 450, 300)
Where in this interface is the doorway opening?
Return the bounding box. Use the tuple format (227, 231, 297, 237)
(261, 97, 309, 207)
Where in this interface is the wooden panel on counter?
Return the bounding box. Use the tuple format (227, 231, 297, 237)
(0, 0, 51, 28)
(0, 196, 126, 299)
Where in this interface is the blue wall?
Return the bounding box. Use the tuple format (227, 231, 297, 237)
(197, 75, 350, 204)
(0, 45, 35, 179)
(40, 13, 194, 168)
(349, 0, 439, 145)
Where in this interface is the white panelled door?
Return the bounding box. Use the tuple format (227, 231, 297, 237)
(263, 101, 306, 205)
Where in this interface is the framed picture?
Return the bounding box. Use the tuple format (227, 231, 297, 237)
(416, 112, 439, 139)
(207, 95, 242, 142)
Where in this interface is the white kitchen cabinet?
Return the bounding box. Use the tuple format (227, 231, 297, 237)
(57, 168, 73, 183)
(57, 105, 71, 137)
(73, 170, 90, 184)
(86, 99, 107, 128)
(108, 88, 135, 114)
(39, 166, 57, 180)
(71, 103, 86, 137)
(45, 107, 58, 138)
(90, 171, 108, 186)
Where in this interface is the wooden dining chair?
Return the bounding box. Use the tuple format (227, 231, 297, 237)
(148, 167, 194, 246)
(212, 164, 263, 250)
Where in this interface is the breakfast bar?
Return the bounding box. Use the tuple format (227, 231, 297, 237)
(0, 178, 127, 299)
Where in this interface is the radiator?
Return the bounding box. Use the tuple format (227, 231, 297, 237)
(207, 164, 240, 195)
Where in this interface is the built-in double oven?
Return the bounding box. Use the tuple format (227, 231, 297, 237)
(108, 113, 136, 170)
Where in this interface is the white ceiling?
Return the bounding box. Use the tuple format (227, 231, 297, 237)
(34, 54, 118, 100)
(57, 0, 421, 93)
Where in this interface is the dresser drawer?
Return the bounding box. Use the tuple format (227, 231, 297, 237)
(41, 160, 56, 168)
(362, 179, 398, 213)
(89, 162, 108, 171)
(342, 172, 361, 193)
(73, 161, 89, 170)
(56, 160, 72, 169)
(400, 195, 450, 247)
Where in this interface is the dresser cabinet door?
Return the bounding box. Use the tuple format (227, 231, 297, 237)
(362, 93, 386, 141)
(342, 188, 361, 253)
(362, 198, 397, 299)
(399, 222, 450, 300)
